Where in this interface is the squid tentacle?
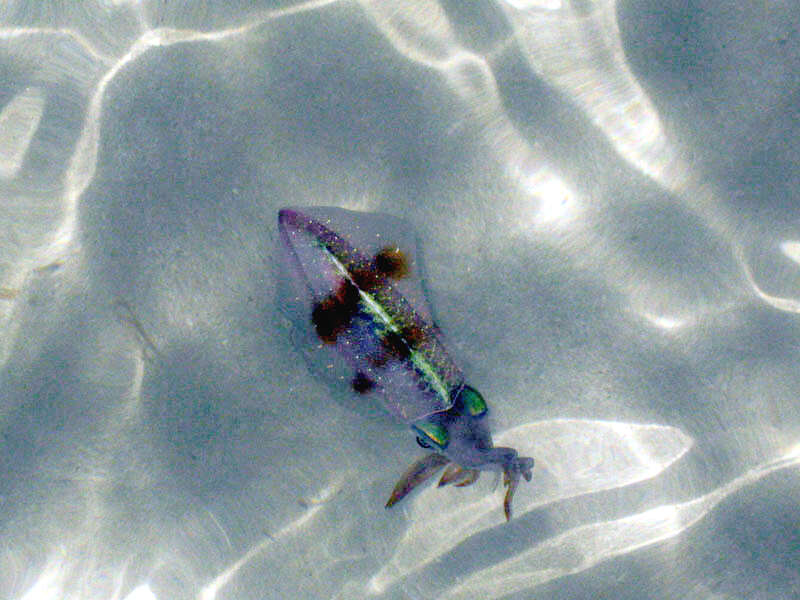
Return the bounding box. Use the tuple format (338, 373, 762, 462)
(386, 450, 533, 521)
(386, 453, 449, 508)
(437, 463, 464, 487)
(453, 469, 480, 487)
(502, 455, 535, 521)
(438, 464, 481, 488)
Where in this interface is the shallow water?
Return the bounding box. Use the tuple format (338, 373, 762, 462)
(1, 1, 799, 599)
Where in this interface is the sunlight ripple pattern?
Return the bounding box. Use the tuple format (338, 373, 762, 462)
(0, 87, 44, 180)
(500, 0, 674, 182)
(442, 446, 800, 599)
(367, 419, 692, 594)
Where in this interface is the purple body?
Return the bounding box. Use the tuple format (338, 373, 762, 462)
(277, 206, 462, 423)
(277, 206, 534, 520)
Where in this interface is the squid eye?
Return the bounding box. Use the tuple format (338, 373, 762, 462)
(459, 385, 487, 417)
(412, 420, 449, 449)
(416, 436, 431, 449)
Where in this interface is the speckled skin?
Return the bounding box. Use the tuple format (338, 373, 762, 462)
(278, 207, 534, 520)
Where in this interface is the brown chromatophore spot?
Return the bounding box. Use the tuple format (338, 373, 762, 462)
(382, 330, 412, 360)
(311, 279, 360, 343)
(352, 372, 376, 393)
(350, 267, 381, 292)
(374, 247, 409, 279)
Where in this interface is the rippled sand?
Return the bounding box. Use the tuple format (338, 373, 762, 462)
(1, 1, 798, 599)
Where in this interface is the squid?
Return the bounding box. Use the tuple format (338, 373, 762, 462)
(277, 207, 533, 520)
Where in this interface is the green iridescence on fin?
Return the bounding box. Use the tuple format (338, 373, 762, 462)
(413, 421, 449, 449)
(460, 385, 488, 417)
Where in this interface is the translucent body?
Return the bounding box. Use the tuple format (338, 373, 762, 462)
(277, 206, 463, 422)
(277, 207, 534, 520)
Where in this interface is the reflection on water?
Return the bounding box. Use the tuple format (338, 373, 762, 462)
(367, 419, 692, 594)
(442, 444, 800, 600)
(21, 418, 794, 599)
(2, 0, 798, 599)
(0, 86, 44, 179)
